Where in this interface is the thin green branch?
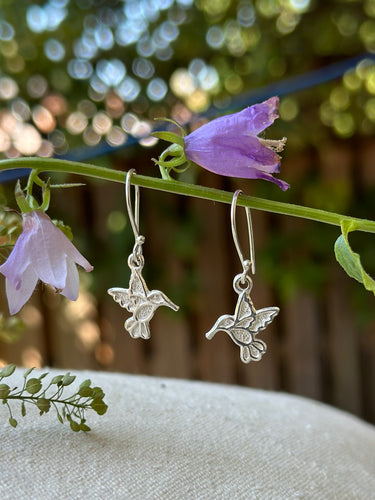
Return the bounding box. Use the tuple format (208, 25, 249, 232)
(1, 157, 375, 233)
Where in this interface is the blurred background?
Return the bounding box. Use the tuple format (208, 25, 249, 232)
(0, 0, 375, 424)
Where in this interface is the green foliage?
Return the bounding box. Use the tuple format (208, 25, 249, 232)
(335, 219, 375, 294)
(0, 364, 108, 432)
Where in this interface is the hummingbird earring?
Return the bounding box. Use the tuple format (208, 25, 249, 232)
(205, 190, 279, 364)
(108, 169, 179, 339)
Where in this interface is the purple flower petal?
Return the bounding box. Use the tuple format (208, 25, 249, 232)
(5, 265, 39, 315)
(61, 259, 79, 301)
(184, 97, 289, 190)
(0, 210, 93, 315)
(189, 97, 279, 140)
(0, 231, 32, 289)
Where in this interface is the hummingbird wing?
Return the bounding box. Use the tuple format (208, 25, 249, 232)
(129, 268, 149, 298)
(250, 307, 279, 334)
(233, 290, 256, 328)
(107, 287, 131, 309)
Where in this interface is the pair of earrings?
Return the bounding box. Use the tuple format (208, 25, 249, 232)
(108, 170, 279, 364)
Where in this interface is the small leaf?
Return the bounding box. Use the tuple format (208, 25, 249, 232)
(69, 420, 81, 432)
(39, 372, 48, 380)
(0, 383, 10, 398)
(23, 367, 35, 378)
(62, 374, 76, 386)
(79, 379, 91, 389)
(9, 417, 17, 428)
(151, 131, 184, 147)
(79, 423, 91, 432)
(36, 398, 51, 413)
(0, 364, 16, 378)
(334, 220, 375, 294)
(57, 413, 64, 424)
(21, 402, 26, 417)
(51, 375, 64, 385)
(25, 378, 42, 394)
(15, 180, 32, 213)
(91, 398, 108, 415)
(78, 386, 93, 398)
(91, 387, 104, 399)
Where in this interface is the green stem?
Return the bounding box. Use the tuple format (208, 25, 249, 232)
(6, 394, 89, 409)
(1, 157, 375, 233)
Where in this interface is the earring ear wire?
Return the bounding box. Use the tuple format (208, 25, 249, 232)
(231, 189, 255, 276)
(125, 168, 140, 238)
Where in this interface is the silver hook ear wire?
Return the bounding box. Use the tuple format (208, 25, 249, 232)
(231, 190, 256, 277)
(125, 169, 140, 239)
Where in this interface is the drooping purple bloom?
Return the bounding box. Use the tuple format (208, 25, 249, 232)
(0, 210, 93, 315)
(184, 97, 289, 190)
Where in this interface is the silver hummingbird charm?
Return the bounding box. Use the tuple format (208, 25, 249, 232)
(108, 169, 179, 340)
(205, 189, 280, 364)
(108, 236, 179, 339)
(205, 274, 279, 363)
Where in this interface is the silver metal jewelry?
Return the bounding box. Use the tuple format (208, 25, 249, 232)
(108, 169, 179, 339)
(205, 190, 279, 363)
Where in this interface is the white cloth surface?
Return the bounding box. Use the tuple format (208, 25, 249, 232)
(1, 369, 375, 500)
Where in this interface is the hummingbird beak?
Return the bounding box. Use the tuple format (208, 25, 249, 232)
(205, 326, 218, 339)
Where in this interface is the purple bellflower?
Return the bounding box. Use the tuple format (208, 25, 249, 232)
(0, 210, 93, 315)
(184, 97, 289, 190)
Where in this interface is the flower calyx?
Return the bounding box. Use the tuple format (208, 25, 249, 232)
(152, 118, 190, 180)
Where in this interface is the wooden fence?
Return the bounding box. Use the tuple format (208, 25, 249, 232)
(1, 138, 375, 424)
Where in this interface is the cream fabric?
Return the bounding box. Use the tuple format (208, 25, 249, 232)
(1, 369, 375, 499)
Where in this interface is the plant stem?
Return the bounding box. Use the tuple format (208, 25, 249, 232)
(6, 394, 88, 409)
(1, 157, 375, 233)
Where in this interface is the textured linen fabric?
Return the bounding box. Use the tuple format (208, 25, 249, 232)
(1, 369, 375, 500)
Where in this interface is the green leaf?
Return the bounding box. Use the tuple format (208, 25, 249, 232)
(0, 364, 16, 377)
(15, 180, 32, 213)
(334, 220, 375, 294)
(78, 386, 93, 398)
(36, 398, 51, 413)
(25, 378, 42, 394)
(62, 374, 76, 386)
(152, 131, 184, 147)
(91, 398, 108, 415)
(21, 402, 26, 417)
(23, 367, 35, 378)
(69, 420, 81, 432)
(91, 387, 104, 399)
(79, 422, 91, 432)
(79, 379, 91, 389)
(0, 383, 10, 398)
(9, 417, 17, 428)
(51, 375, 64, 385)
